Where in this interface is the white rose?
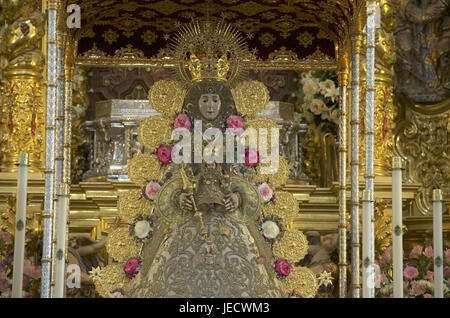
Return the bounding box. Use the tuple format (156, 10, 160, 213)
(325, 86, 340, 102)
(302, 78, 319, 100)
(134, 220, 151, 239)
(319, 79, 335, 95)
(330, 109, 339, 124)
(262, 220, 280, 239)
(309, 98, 326, 115)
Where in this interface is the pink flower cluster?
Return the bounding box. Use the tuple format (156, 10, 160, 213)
(157, 145, 172, 165)
(145, 180, 162, 200)
(124, 257, 141, 279)
(274, 259, 291, 279)
(226, 115, 244, 133)
(174, 114, 191, 130)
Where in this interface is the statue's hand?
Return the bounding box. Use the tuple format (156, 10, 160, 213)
(225, 192, 240, 212)
(179, 193, 193, 212)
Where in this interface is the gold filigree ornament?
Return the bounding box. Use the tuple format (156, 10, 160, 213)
(281, 266, 318, 298)
(147, 80, 186, 118)
(273, 229, 308, 263)
(106, 227, 140, 262)
(255, 155, 289, 189)
(137, 117, 173, 151)
(118, 189, 153, 223)
(232, 80, 270, 117)
(271, 191, 299, 222)
(127, 153, 162, 186)
(90, 264, 131, 298)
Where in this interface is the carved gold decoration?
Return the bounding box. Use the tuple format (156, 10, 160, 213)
(273, 229, 308, 262)
(147, 80, 185, 117)
(141, 30, 158, 46)
(90, 264, 131, 298)
(102, 29, 119, 44)
(267, 46, 298, 62)
(137, 117, 173, 151)
(233, 81, 270, 117)
(297, 32, 314, 48)
(255, 155, 289, 189)
(127, 153, 162, 186)
(259, 32, 276, 47)
(106, 226, 139, 262)
(271, 191, 299, 222)
(118, 189, 153, 224)
(281, 266, 318, 298)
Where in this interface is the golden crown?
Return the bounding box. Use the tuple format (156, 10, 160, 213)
(168, 19, 250, 87)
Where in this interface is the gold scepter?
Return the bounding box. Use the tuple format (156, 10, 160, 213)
(178, 164, 209, 241)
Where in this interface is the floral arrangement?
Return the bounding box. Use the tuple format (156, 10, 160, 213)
(257, 215, 285, 244)
(272, 258, 291, 280)
(123, 257, 142, 279)
(129, 215, 154, 244)
(0, 230, 41, 298)
(142, 179, 163, 201)
(294, 70, 339, 133)
(257, 182, 275, 203)
(376, 245, 450, 298)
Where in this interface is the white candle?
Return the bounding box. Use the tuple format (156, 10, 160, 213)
(12, 152, 29, 298)
(392, 157, 403, 298)
(362, 189, 374, 298)
(53, 183, 69, 298)
(432, 189, 443, 298)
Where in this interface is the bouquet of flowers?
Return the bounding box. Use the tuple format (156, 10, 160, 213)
(0, 230, 41, 298)
(376, 245, 450, 298)
(294, 70, 339, 133)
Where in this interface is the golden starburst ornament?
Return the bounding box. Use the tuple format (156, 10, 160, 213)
(318, 271, 334, 287)
(233, 81, 270, 117)
(147, 80, 186, 117)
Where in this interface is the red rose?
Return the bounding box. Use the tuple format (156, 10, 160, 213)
(226, 115, 244, 132)
(275, 259, 291, 277)
(174, 114, 191, 129)
(124, 257, 141, 279)
(157, 145, 172, 164)
(245, 148, 259, 166)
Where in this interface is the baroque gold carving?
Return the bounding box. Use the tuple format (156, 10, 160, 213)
(106, 227, 139, 262)
(90, 264, 131, 298)
(281, 266, 318, 298)
(233, 81, 270, 118)
(118, 189, 153, 224)
(127, 153, 163, 186)
(272, 229, 308, 263)
(137, 117, 172, 151)
(147, 80, 185, 117)
(271, 191, 299, 222)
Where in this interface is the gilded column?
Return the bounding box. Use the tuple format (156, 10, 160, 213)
(41, 0, 58, 298)
(363, 0, 377, 298)
(350, 31, 362, 298)
(0, 0, 46, 172)
(338, 54, 349, 298)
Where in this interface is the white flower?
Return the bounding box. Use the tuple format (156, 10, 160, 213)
(302, 78, 320, 100)
(319, 79, 335, 95)
(258, 183, 274, 202)
(325, 85, 340, 102)
(303, 109, 314, 123)
(134, 220, 151, 239)
(262, 220, 280, 239)
(309, 98, 327, 115)
(330, 108, 339, 124)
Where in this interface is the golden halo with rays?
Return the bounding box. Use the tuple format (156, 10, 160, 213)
(90, 264, 131, 298)
(272, 229, 308, 262)
(272, 190, 299, 222)
(232, 80, 270, 117)
(127, 153, 163, 186)
(280, 266, 318, 298)
(137, 117, 173, 152)
(255, 155, 290, 189)
(117, 189, 153, 224)
(147, 80, 186, 118)
(106, 226, 140, 262)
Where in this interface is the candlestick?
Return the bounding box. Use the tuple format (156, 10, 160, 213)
(53, 184, 69, 298)
(392, 157, 403, 298)
(432, 189, 443, 298)
(362, 189, 374, 298)
(12, 152, 29, 298)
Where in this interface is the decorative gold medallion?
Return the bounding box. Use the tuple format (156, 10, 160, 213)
(272, 191, 299, 222)
(232, 80, 270, 117)
(255, 155, 290, 189)
(148, 80, 186, 117)
(106, 227, 140, 262)
(90, 264, 131, 298)
(127, 153, 162, 186)
(272, 229, 308, 262)
(137, 117, 173, 151)
(117, 189, 153, 223)
(281, 266, 318, 298)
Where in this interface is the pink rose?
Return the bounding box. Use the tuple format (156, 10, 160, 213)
(382, 246, 393, 263)
(424, 270, 434, 282)
(423, 293, 433, 298)
(274, 259, 291, 278)
(226, 115, 244, 133)
(409, 245, 423, 259)
(23, 259, 41, 280)
(157, 145, 172, 165)
(380, 273, 389, 284)
(404, 265, 419, 280)
(145, 181, 161, 200)
(258, 183, 273, 203)
(124, 257, 141, 279)
(0, 230, 12, 244)
(410, 280, 425, 296)
(174, 114, 191, 129)
(423, 246, 433, 258)
(245, 148, 259, 166)
(444, 267, 450, 278)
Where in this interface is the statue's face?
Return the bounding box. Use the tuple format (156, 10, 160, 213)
(198, 93, 221, 120)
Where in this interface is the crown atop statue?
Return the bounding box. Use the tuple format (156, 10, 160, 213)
(168, 19, 250, 87)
